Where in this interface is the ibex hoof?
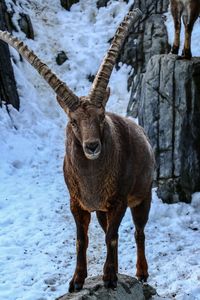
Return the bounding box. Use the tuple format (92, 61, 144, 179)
(68, 280, 84, 293)
(103, 272, 118, 289)
(177, 55, 191, 60)
(74, 283, 83, 291)
(171, 46, 179, 55)
(104, 279, 118, 289)
(181, 49, 192, 60)
(137, 275, 148, 283)
(180, 55, 192, 60)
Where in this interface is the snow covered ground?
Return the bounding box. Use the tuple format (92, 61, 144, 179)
(0, 1, 200, 299)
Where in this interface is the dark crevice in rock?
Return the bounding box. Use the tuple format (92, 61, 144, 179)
(120, 281, 132, 294)
(157, 56, 161, 180)
(171, 59, 176, 178)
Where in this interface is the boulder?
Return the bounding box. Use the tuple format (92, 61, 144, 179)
(60, 0, 79, 11)
(56, 51, 68, 65)
(56, 274, 157, 300)
(18, 13, 34, 39)
(139, 54, 200, 203)
(96, 0, 110, 9)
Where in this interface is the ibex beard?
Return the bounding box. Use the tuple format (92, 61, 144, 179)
(0, 9, 155, 293)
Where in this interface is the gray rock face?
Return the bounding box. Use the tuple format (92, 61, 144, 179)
(56, 274, 157, 300)
(120, 0, 170, 117)
(3, 2, 34, 39)
(139, 54, 200, 203)
(0, 0, 20, 110)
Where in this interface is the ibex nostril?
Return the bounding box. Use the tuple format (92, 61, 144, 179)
(86, 142, 99, 153)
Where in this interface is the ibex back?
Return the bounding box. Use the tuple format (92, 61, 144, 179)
(170, 0, 200, 59)
(0, 9, 155, 292)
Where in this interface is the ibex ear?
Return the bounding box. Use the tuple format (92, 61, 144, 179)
(102, 87, 110, 108)
(56, 95, 70, 115)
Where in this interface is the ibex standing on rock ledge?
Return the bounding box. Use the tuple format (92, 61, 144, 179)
(170, 0, 200, 59)
(0, 9, 155, 292)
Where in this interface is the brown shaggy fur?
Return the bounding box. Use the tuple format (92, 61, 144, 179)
(64, 97, 155, 292)
(170, 0, 200, 59)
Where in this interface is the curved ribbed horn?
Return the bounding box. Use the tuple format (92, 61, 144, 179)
(0, 30, 79, 111)
(89, 9, 142, 107)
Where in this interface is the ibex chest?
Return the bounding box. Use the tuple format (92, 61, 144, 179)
(74, 164, 118, 212)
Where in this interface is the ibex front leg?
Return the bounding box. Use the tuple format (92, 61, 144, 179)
(69, 200, 91, 292)
(103, 202, 126, 288)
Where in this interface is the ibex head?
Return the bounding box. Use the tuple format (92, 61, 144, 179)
(65, 89, 110, 160)
(0, 9, 142, 160)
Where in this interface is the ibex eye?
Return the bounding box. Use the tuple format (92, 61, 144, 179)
(71, 119, 77, 127)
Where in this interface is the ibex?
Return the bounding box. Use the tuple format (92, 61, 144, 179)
(170, 0, 200, 59)
(0, 9, 155, 292)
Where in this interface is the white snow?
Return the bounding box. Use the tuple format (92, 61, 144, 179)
(0, 1, 200, 300)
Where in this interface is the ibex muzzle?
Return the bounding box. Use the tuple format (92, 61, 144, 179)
(83, 140, 101, 159)
(0, 9, 155, 293)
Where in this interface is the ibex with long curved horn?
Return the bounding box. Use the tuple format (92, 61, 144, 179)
(170, 0, 200, 59)
(0, 9, 155, 292)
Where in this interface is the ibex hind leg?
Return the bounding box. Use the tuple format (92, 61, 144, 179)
(69, 200, 91, 293)
(182, 6, 199, 59)
(130, 194, 151, 282)
(171, 1, 182, 55)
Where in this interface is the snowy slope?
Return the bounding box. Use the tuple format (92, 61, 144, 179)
(0, 1, 200, 300)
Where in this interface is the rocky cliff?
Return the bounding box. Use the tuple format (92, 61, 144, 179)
(120, 0, 170, 117)
(139, 54, 200, 203)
